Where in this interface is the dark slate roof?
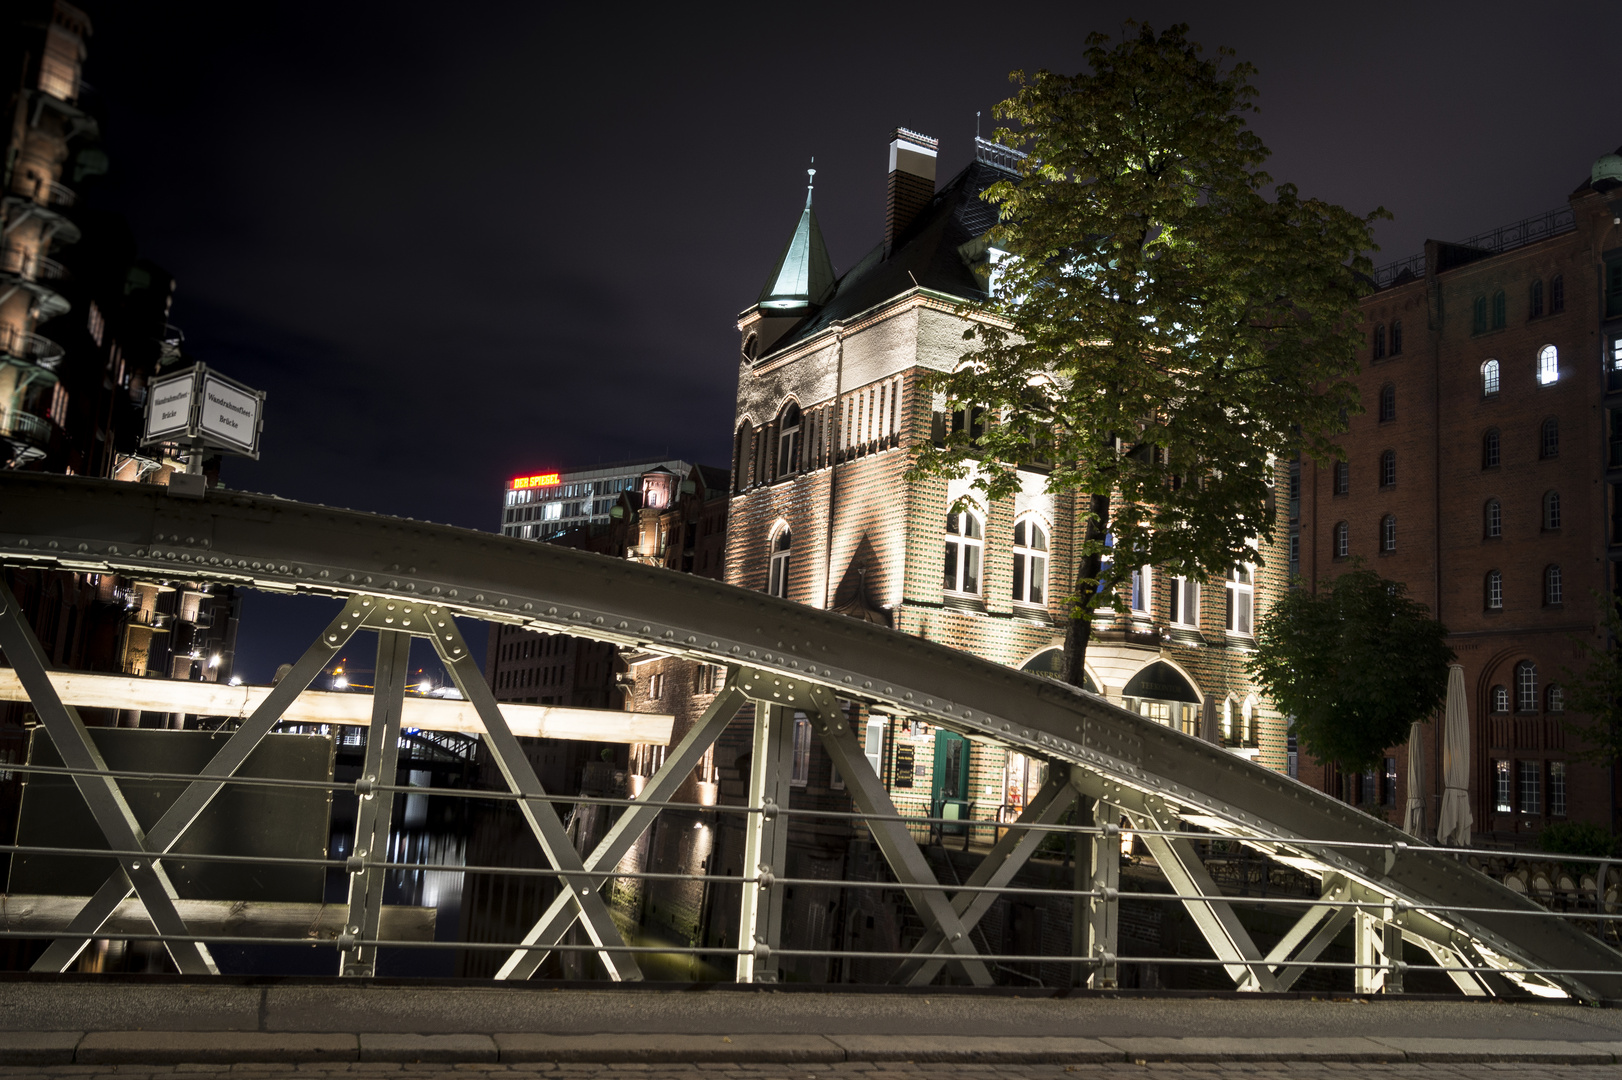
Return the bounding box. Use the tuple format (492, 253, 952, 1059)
(763, 159, 1008, 356)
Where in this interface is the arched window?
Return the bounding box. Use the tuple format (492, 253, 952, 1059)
(1491, 290, 1506, 330)
(1373, 324, 1387, 359)
(776, 402, 802, 478)
(1241, 696, 1257, 745)
(1482, 359, 1500, 396)
(733, 422, 754, 493)
(1380, 514, 1396, 553)
(1334, 521, 1349, 559)
(1529, 279, 1544, 319)
(768, 528, 791, 598)
(1333, 461, 1349, 495)
(1379, 449, 1396, 487)
(1221, 697, 1236, 743)
(1545, 564, 1562, 605)
(1516, 661, 1538, 712)
(1537, 344, 1558, 386)
(1491, 685, 1509, 713)
(742, 333, 759, 363)
(1543, 490, 1561, 530)
(1485, 498, 1502, 538)
(1482, 427, 1500, 468)
(1225, 562, 1253, 634)
(1547, 684, 1565, 713)
(943, 509, 983, 595)
(1391, 319, 1403, 355)
(1541, 417, 1559, 459)
(1551, 275, 1564, 313)
(1378, 383, 1396, 422)
(1486, 569, 1503, 610)
(1011, 518, 1048, 606)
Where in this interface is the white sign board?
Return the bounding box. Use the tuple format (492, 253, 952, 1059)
(143, 371, 196, 441)
(199, 373, 260, 454)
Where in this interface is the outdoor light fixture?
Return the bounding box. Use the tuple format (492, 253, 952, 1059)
(227, 675, 242, 686)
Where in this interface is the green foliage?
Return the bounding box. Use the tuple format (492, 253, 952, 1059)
(1537, 820, 1616, 862)
(909, 24, 1383, 678)
(1561, 590, 1622, 765)
(1248, 567, 1452, 774)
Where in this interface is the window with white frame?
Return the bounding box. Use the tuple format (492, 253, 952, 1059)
(1519, 760, 1541, 814)
(1485, 499, 1501, 538)
(1381, 514, 1396, 553)
(1550, 761, 1567, 815)
(1241, 696, 1256, 744)
(1225, 564, 1253, 635)
(1516, 660, 1538, 712)
(1486, 569, 1502, 610)
(1492, 685, 1509, 713)
(768, 528, 792, 598)
(776, 402, 802, 477)
(790, 713, 812, 786)
(1493, 759, 1512, 812)
(1011, 519, 1048, 606)
(1545, 564, 1562, 606)
(1544, 490, 1561, 530)
(1482, 359, 1500, 395)
(1129, 565, 1151, 614)
(943, 509, 983, 594)
(1334, 521, 1349, 559)
(1537, 344, 1558, 386)
(863, 715, 884, 775)
(1169, 576, 1199, 627)
(1221, 698, 1235, 743)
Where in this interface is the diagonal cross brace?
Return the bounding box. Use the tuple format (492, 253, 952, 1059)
(426, 606, 641, 981)
(26, 594, 370, 973)
(0, 576, 218, 974)
(794, 683, 992, 987)
(895, 768, 1076, 986)
(493, 682, 747, 981)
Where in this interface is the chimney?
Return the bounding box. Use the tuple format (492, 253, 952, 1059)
(885, 128, 938, 257)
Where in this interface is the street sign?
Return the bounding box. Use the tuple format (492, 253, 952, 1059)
(141, 364, 265, 459)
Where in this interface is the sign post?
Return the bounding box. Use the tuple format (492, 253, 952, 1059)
(141, 364, 265, 488)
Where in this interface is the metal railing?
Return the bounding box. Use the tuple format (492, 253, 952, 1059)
(0, 326, 64, 368)
(0, 409, 52, 447)
(1372, 206, 1578, 289)
(0, 245, 64, 281)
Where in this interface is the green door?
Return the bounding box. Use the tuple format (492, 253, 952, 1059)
(932, 731, 970, 832)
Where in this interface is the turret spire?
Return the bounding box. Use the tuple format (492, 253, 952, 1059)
(757, 160, 836, 311)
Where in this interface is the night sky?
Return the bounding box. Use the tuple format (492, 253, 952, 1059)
(71, 1, 1622, 680)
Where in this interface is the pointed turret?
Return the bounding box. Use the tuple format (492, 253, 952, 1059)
(757, 167, 835, 311)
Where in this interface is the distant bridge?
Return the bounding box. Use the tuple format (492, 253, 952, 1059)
(1, 472, 1619, 999)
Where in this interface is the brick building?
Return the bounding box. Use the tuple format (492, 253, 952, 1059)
(722, 128, 1292, 845)
(1297, 147, 1622, 841)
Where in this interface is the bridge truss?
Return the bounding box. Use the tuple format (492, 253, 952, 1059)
(0, 473, 1619, 998)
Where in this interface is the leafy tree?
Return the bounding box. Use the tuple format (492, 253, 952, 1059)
(1561, 590, 1622, 765)
(910, 24, 1382, 685)
(1248, 567, 1453, 774)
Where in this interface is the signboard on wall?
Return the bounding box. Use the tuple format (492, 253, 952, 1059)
(141, 364, 266, 459)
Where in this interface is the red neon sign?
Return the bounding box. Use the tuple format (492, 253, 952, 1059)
(510, 472, 560, 490)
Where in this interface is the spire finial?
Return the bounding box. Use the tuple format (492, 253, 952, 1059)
(976, 111, 981, 141)
(806, 156, 816, 209)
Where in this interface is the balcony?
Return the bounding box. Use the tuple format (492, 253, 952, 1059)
(0, 326, 63, 369)
(0, 409, 52, 450)
(0, 244, 64, 282)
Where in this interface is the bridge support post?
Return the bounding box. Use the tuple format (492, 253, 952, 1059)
(340, 628, 409, 977)
(736, 702, 793, 983)
(1083, 797, 1120, 989)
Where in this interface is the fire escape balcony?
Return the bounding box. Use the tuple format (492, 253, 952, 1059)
(0, 244, 65, 282)
(0, 408, 53, 452)
(0, 326, 64, 370)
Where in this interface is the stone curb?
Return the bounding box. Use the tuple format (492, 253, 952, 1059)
(359, 1033, 499, 1063)
(75, 1031, 358, 1065)
(0, 1032, 81, 1066)
(830, 1035, 1119, 1063)
(1099, 1037, 1401, 1062)
(494, 1033, 843, 1063)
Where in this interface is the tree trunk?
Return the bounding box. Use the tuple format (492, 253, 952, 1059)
(1064, 492, 1112, 689)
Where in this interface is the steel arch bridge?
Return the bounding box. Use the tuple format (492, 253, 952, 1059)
(1, 472, 1619, 1000)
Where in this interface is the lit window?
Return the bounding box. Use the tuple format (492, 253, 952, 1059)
(1221, 698, 1235, 743)
(1545, 565, 1562, 606)
(1225, 564, 1253, 635)
(943, 510, 983, 595)
(1492, 685, 1509, 713)
(1378, 383, 1395, 422)
(1129, 565, 1151, 613)
(1169, 576, 1200, 627)
(1516, 661, 1538, 712)
(1486, 569, 1503, 610)
(1544, 490, 1561, 530)
(1482, 359, 1500, 395)
(1383, 757, 1397, 806)
(791, 714, 812, 786)
(1380, 514, 1396, 553)
(1011, 519, 1048, 606)
(1485, 499, 1501, 538)
(1334, 521, 1349, 559)
(768, 528, 792, 598)
(1546, 684, 1564, 713)
(1550, 761, 1567, 815)
(1380, 450, 1396, 487)
(1537, 345, 1558, 386)
(1519, 760, 1541, 814)
(1482, 428, 1500, 468)
(1333, 461, 1349, 495)
(1390, 320, 1403, 355)
(776, 402, 802, 478)
(1493, 760, 1512, 812)
(1541, 417, 1559, 459)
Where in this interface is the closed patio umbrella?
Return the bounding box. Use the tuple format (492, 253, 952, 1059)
(1436, 663, 1472, 847)
(1403, 720, 1425, 837)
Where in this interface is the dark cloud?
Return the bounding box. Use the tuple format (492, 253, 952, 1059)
(67, 0, 1622, 677)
